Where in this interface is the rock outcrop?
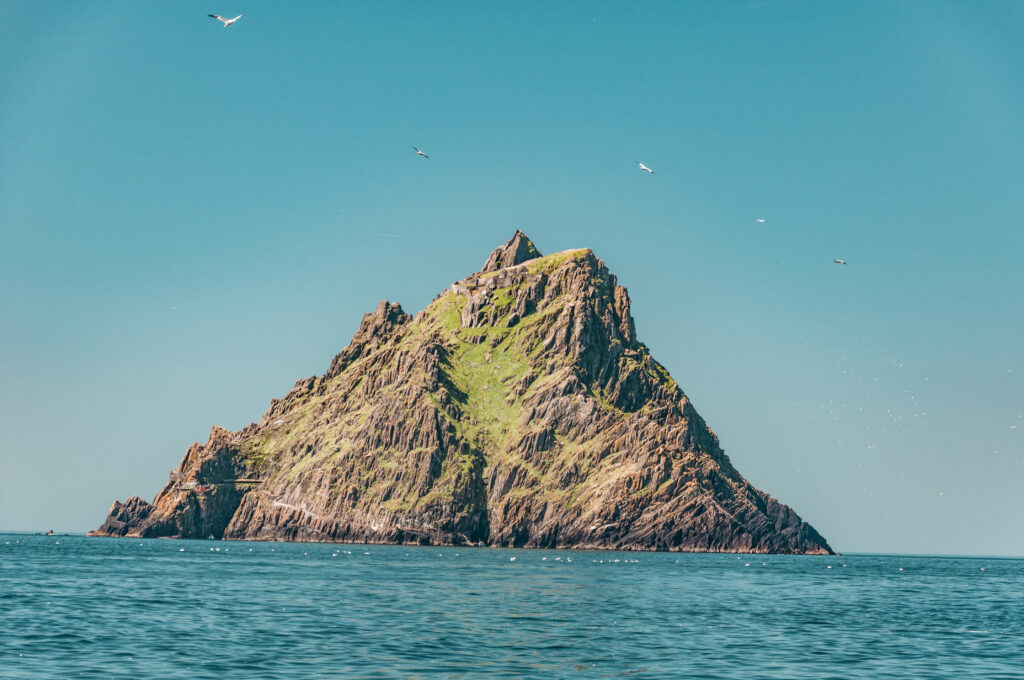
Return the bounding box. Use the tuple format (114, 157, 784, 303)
(90, 232, 832, 554)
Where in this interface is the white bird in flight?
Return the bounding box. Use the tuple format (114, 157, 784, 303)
(834, 258, 847, 265)
(636, 162, 654, 174)
(208, 14, 243, 27)
(413, 147, 429, 159)
(756, 218, 767, 223)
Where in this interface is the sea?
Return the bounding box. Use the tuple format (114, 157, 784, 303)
(1, 534, 1021, 679)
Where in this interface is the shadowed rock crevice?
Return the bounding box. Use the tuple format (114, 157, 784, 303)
(91, 232, 833, 555)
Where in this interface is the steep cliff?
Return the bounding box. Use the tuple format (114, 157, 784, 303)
(91, 232, 832, 554)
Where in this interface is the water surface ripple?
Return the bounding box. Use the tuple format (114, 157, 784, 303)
(2, 534, 1022, 679)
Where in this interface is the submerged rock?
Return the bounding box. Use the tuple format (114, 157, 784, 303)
(90, 232, 832, 554)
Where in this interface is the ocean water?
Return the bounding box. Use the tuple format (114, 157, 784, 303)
(1, 534, 1021, 679)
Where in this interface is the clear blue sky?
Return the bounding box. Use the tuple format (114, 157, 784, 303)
(2, 1, 1022, 556)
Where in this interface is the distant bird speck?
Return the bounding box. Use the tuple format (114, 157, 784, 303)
(413, 147, 429, 158)
(756, 218, 767, 223)
(636, 162, 654, 174)
(834, 259, 847, 265)
(208, 14, 243, 27)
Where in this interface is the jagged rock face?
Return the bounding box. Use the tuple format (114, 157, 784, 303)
(480, 230, 541, 273)
(90, 232, 833, 554)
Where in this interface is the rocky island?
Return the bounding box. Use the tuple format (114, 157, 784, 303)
(91, 232, 832, 554)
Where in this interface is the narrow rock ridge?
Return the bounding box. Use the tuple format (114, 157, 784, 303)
(91, 232, 833, 554)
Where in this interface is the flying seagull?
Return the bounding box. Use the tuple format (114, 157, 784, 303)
(756, 218, 767, 223)
(636, 162, 654, 174)
(208, 14, 243, 27)
(413, 147, 429, 158)
(834, 258, 847, 265)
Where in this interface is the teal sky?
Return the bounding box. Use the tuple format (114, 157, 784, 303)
(2, 1, 1022, 556)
